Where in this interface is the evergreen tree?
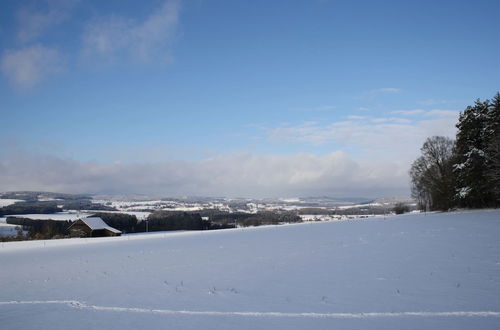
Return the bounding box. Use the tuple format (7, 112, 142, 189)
(485, 93, 500, 203)
(453, 99, 495, 207)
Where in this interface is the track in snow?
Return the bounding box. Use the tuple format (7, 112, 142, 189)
(1, 300, 500, 319)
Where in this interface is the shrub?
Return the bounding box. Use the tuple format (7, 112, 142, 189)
(392, 203, 410, 215)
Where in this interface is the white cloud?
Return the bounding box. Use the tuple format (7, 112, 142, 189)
(391, 109, 426, 116)
(0, 151, 410, 198)
(299, 105, 336, 112)
(425, 109, 460, 117)
(347, 115, 366, 120)
(391, 109, 459, 117)
(265, 111, 459, 162)
(370, 87, 401, 94)
(82, 0, 180, 63)
(269, 121, 420, 153)
(17, 0, 79, 42)
(370, 117, 411, 124)
(1, 45, 64, 88)
(418, 99, 455, 106)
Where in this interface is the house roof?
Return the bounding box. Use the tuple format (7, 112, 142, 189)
(79, 217, 122, 234)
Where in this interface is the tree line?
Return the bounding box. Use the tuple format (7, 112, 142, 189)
(0, 200, 116, 216)
(410, 92, 500, 210)
(0, 202, 62, 216)
(5, 217, 72, 240)
(3, 209, 303, 241)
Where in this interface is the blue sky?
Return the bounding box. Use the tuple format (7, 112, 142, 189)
(1, 0, 499, 197)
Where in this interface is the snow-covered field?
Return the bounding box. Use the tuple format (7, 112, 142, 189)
(1, 212, 92, 221)
(94, 199, 228, 213)
(0, 199, 23, 207)
(299, 214, 382, 221)
(0, 218, 19, 236)
(81, 210, 151, 220)
(1, 210, 499, 329)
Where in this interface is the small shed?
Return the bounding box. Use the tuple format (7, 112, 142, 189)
(68, 217, 122, 237)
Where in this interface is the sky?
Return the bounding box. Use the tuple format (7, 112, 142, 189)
(1, 0, 499, 198)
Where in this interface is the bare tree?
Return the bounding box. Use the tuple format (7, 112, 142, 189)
(410, 136, 455, 211)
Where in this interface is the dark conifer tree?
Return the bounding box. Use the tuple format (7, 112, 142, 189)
(485, 93, 500, 204)
(453, 99, 495, 207)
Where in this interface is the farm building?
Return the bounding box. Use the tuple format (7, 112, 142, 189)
(68, 217, 122, 237)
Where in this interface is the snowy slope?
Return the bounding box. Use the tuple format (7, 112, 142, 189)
(1, 210, 500, 329)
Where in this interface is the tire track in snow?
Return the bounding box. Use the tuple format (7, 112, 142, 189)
(1, 300, 500, 319)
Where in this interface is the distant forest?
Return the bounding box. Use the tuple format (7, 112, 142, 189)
(0, 191, 91, 202)
(0, 200, 116, 216)
(410, 92, 500, 210)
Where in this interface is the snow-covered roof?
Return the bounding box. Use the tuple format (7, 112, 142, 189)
(80, 217, 121, 234)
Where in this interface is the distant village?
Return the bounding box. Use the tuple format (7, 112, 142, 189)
(0, 191, 414, 241)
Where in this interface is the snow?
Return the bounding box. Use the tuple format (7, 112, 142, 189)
(465, 147, 486, 158)
(76, 217, 122, 234)
(38, 197, 62, 202)
(2, 212, 92, 221)
(4, 210, 149, 222)
(1, 209, 500, 329)
(0, 224, 18, 236)
(82, 210, 151, 220)
(0, 199, 23, 207)
(458, 187, 471, 198)
(336, 202, 384, 210)
(299, 214, 378, 221)
(0, 217, 22, 237)
(94, 199, 210, 212)
(78, 217, 111, 230)
(280, 198, 301, 203)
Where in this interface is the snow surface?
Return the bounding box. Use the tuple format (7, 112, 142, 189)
(76, 217, 122, 234)
(0, 199, 23, 207)
(94, 199, 218, 213)
(0, 217, 22, 237)
(82, 210, 151, 220)
(2, 212, 92, 221)
(1, 210, 500, 329)
(300, 214, 382, 221)
(0, 224, 18, 236)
